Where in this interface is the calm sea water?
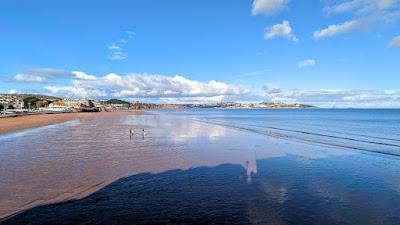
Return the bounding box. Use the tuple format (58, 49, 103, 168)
(155, 109, 400, 156)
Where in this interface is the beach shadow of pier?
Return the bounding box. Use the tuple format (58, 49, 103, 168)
(2, 164, 261, 225)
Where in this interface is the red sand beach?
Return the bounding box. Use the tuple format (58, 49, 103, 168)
(0, 111, 145, 135)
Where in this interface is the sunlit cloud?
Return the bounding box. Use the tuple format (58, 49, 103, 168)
(72, 71, 97, 80)
(35, 69, 400, 108)
(9, 68, 99, 83)
(252, 0, 289, 16)
(11, 68, 74, 83)
(389, 35, 400, 48)
(107, 44, 123, 51)
(107, 30, 135, 61)
(262, 83, 282, 94)
(108, 51, 128, 61)
(314, 20, 361, 39)
(8, 89, 17, 94)
(315, 0, 400, 39)
(44, 86, 107, 99)
(265, 21, 298, 42)
(259, 88, 400, 108)
(297, 59, 316, 68)
(13, 74, 47, 83)
(43, 71, 249, 100)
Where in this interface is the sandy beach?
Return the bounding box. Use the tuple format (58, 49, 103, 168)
(0, 111, 146, 135)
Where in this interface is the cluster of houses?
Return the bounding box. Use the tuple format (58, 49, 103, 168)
(0, 94, 315, 115)
(0, 94, 132, 114)
(45, 99, 131, 112)
(0, 94, 25, 111)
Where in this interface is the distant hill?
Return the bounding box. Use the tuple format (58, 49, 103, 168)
(106, 99, 130, 105)
(0, 93, 61, 100)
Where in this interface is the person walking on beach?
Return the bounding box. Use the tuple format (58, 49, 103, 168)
(142, 128, 146, 139)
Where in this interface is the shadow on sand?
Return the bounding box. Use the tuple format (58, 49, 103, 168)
(2, 156, 400, 225)
(2, 164, 261, 225)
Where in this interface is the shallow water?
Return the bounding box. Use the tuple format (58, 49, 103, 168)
(1, 112, 400, 224)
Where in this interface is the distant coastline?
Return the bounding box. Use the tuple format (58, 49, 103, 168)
(0, 93, 316, 114)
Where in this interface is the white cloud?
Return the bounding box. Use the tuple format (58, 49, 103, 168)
(13, 74, 47, 83)
(72, 71, 97, 80)
(4, 65, 398, 108)
(297, 59, 316, 68)
(203, 88, 399, 108)
(389, 35, 400, 48)
(314, 20, 361, 39)
(11, 68, 74, 83)
(342, 93, 395, 101)
(44, 72, 248, 101)
(109, 50, 128, 61)
(120, 31, 135, 43)
(8, 89, 17, 94)
(26, 68, 73, 77)
(235, 69, 270, 78)
(252, 0, 289, 16)
(324, 0, 397, 15)
(107, 44, 122, 51)
(38, 69, 400, 107)
(258, 88, 400, 108)
(315, 0, 400, 39)
(265, 21, 298, 42)
(8, 68, 393, 107)
(107, 30, 135, 61)
(44, 86, 107, 99)
(262, 84, 282, 94)
(126, 31, 135, 39)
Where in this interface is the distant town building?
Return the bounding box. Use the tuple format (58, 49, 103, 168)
(63, 99, 91, 109)
(0, 94, 24, 110)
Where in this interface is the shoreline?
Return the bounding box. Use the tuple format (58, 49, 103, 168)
(0, 111, 146, 135)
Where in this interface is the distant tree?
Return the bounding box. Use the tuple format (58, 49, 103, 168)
(23, 96, 40, 109)
(44, 100, 53, 107)
(0, 103, 4, 111)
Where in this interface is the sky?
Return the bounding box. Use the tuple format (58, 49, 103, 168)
(0, 0, 400, 107)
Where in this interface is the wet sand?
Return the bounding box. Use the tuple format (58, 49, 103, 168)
(1, 113, 400, 224)
(0, 111, 146, 135)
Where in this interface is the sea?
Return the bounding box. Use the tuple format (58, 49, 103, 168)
(154, 108, 400, 157)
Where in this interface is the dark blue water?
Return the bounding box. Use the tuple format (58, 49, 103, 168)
(154, 109, 400, 156)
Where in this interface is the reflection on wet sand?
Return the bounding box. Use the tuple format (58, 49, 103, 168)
(246, 151, 257, 184)
(1, 114, 400, 224)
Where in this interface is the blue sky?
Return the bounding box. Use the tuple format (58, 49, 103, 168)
(1, 0, 400, 107)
